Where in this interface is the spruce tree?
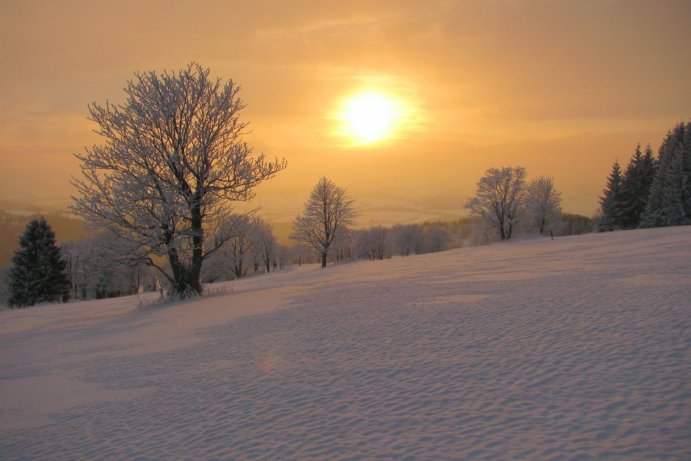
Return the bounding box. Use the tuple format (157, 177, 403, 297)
(619, 144, 658, 228)
(641, 122, 691, 227)
(8, 218, 70, 307)
(598, 161, 624, 231)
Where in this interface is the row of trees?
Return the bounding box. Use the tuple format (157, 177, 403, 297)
(288, 177, 463, 265)
(599, 121, 691, 230)
(288, 174, 591, 266)
(4, 212, 291, 307)
(202, 213, 290, 282)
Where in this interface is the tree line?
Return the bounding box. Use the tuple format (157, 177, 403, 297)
(288, 173, 592, 265)
(598, 121, 691, 230)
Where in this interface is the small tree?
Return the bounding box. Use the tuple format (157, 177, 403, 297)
(465, 166, 527, 241)
(292, 177, 355, 268)
(71, 63, 286, 298)
(525, 177, 562, 235)
(8, 218, 70, 307)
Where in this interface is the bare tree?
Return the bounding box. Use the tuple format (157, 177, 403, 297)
(253, 219, 277, 273)
(525, 177, 562, 235)
(292, 177, 355, 268)
(71, 63, 286, 298)
(465, 166, 527, 241)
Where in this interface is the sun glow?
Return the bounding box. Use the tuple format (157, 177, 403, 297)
(340, 92, 401, 145)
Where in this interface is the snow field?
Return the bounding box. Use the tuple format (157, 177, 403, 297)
(1, 227, 690, 459)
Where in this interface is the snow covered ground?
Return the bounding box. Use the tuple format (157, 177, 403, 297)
(1, 227, 690, 460)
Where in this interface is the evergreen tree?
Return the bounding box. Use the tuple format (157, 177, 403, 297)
(619, 144, 657, 228)
(8, 218, 70, 307)
(641, 122, 691, 227)
(598, 161, 624, 231)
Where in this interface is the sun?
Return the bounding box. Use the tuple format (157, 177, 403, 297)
(340, 92, 400, 145)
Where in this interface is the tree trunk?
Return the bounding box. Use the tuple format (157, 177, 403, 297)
(321, 252, 327, 268)
(167, 239, 201, 298)
(188, 204, 204, 295)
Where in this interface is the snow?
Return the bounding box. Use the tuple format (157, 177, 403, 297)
(1, 227, 690, 460)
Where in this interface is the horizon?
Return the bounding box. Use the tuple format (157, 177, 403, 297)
(1, 1, 690, 222)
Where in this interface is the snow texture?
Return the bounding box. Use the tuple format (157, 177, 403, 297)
(1, 227, 690, 460)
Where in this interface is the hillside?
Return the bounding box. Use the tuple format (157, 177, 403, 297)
(1, 227, 690, 459)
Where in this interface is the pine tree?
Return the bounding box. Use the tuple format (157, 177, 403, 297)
(641, 122, 691, 227)
(619, 144, 658, 228)
(598, 161, 624, 231)
(8, 218, 71, 307)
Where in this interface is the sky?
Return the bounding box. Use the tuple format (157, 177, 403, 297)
(1, 0, 690, 226)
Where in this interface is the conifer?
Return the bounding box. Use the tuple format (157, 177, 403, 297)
(8, 218, 70, 307)
(641, 122, 691, 227)
(598, 161, 624, 231)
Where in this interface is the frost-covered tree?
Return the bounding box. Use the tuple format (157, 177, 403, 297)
(8, 218, 70, 307)
(223, 213, 255, 279)
(619, 144, 657, 229)
(71, 63, 286, 298)
(62, 231, 147, 300)
(525, 177, 562, 235)
(598, 161, 624, 231)
(465, 166, 527, 241)
(641, 122, 691, 227)
(292, 177, 355, 268)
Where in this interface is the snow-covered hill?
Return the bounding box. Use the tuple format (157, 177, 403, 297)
(1, 227, 690, 460)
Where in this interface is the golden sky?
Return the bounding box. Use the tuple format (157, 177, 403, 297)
(1, 0, 690, 225)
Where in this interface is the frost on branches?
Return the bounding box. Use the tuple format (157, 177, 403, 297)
(71, 63, 286, 298)
(292, 177, 355, 268)
(465, 167, 527, 241)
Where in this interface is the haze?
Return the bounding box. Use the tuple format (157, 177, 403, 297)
(1, 0, 690, 225)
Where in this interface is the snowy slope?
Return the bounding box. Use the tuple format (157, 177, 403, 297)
(1, 227, 690, 460)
